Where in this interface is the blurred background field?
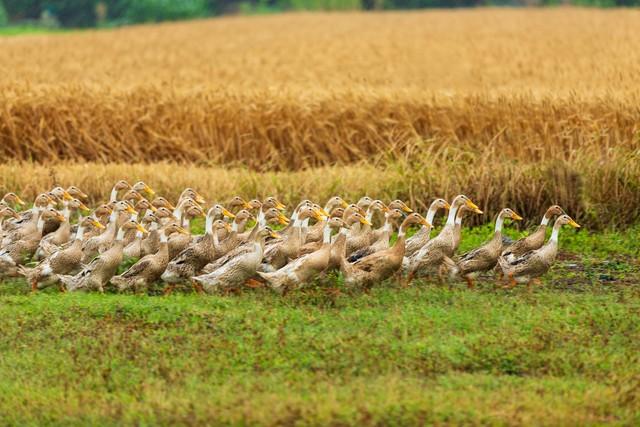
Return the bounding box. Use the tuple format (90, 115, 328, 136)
(0, 8, 639, 228)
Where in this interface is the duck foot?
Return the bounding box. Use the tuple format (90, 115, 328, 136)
(502, 273, 517, 290)
(245, 278, 264, 289)
(191, 280, 205, 294)
(163, 284, 175, 296)
(465, 276, 475, 289)
(30, 280, 38, 293)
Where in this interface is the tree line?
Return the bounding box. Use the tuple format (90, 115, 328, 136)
(1, 0, 637, 28)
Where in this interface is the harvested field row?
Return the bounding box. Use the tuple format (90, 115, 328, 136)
(0, 158, 637, 229)
(1, 89, 638, 168)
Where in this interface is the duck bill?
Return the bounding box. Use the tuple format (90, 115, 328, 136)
(360, 217, 373, 226)
(16, 196, 26, 206)
(222, 208, 235, 219)
(136, 224, 149, 234)
(340, 200, 349, 208)
(56, 214, 66, 222)
(224, 223, 233, 232)
(465, 200, 480, 211)
(92, 220, 106, 229)
(62, 191, 74, 201)
(144, 185, 156, 196)
(276, 201, 287, 211)
(79, 203, 91, 212)
(401, 205, 413, 213)
(126, 206, 137, 215)
(177, 226, 189, 235)
(443, 202, 451, 210)
(195, 195, 206, 205)
(420, 218, 432, 227)
(511, 213, 523, 221)
(569, 219, 581, 228)
(149, 205, 158, 212)
(269, 231, 281, 239)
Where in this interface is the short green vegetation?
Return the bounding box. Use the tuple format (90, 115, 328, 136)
(1, 226, 638, 425)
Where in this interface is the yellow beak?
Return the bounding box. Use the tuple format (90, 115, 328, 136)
(402, 205, 413, 213)
(275, 201, 286, 211)
(340, 200, 349, 208)
(136, 224, 149, 234)
(222, 208, 236, 219)
(126, 206, 137, 215)
(145, 185, 156, 196)
(420, 218, 431, 227)
(224, 223, 232, 232)
(270, 231, 281, 239)
(443, 202, 451, 210)
(466, 200, 480, 211)
(79, 203, 90, 212)
(569, 219, 581, 228)
(196, 195, 206, 205)
(56, 213, 66, 222)
(360, 217, 373, 226)
(149, 205, 158, 212)
(511, 212, 523, 221)
(16, 196, 26, 206)
(92, 220, 106, 230)
(177, 226, 189, 235)
(62, 191, 73, 201)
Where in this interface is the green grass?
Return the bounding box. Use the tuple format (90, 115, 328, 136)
(1, 226, 639, 425)
(0, 25, 66, 36)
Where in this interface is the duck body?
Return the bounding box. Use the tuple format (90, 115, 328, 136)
(501, 205, 565, 262)
(194, 228, 277, 293)
(499, 215, 580, 288)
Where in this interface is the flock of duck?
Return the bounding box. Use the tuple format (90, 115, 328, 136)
(0, 181, 580, 295)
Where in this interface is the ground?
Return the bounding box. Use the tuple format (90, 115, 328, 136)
(1, 227, 638, 425)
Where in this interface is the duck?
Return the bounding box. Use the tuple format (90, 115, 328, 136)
(227, 196, 252, 213)
(151, 197, 176, 212)
(388, 199, 414, 214)
(192, 227, 281, 293)
(257, 217, 347, 294)
(161, 219, 231, 289)
(132, 181, 156, 198)
(212, 209, 255, 258)
(111, 223, 189, 293)
(501, 205, 566, 262)
(345, 200, 388, 257)
(35, 198, 90, 260)
(123, 210, 159, 259)
(303, 196, 348, 244)
(451, 203, 485, 253)
(451, 208, 523, 288)
(139, 207, 177, 257)
(109, 180, 132, 202)
(203, 208, 289, 275)
(60, 219, 148, 293)
(81, 201, 136, 263)
(405, 195, 482, 282)
(2, 193, 54, 243)
(341, 213, 430, 290)
(42, 187, 75, 235)
(66, 186, 89, 201)
(404, 198, 450, 257)
(347, 208, 405, 262)
(261, 206, 324, 272)
(0, 208, 66, 277)
(0, 207, 21, 241)
(167, 204, 205, 259)
(0, 192, 26, 210)
(499, 215, 580, 291)
(179, 188, 206, 206)
(19, 216, 105, 291)
(122, 198, 157, 246)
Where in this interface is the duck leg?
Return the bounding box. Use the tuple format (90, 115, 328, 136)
(191, 280, 205, 294)
(30, 279, 38, 293)
(245, 278, 264, 289)
(502, 273, 517, 290)
(163, 284, 175, 296)
(464, 276, 475, 289)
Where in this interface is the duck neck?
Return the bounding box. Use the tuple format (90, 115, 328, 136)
(425, 205, 439, 230)
(301, 217, 311, 233)
(322, 224, 332, 245)
(549, 222, 562, 244)
(446, 201, 461, 226)
(74, 224, 86, 241)
(62, 202, 70, 220)
(205, 215, 213, 235)
(174, 205, 183, 221)
(115, 226, 126, 242)
(109, 209, 118, 224)
(36, 213, 46, 232)
(495, 214, 505, 233)
(541, 211, 552, 226)
(257, 209, 265, 225)
(109, 187, 119, 203)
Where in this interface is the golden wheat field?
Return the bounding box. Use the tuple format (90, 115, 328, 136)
(0, 8, 639, 227)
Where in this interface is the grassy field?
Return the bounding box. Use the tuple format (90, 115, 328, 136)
(1, 226, 638, 424)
